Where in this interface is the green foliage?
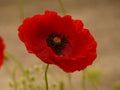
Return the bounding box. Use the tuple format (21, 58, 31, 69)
(81, 67, 102, 90)
(87, 67, 102, 84)
(8, 81, 14, 88)
(8, 65, 43, 90)
(34, 65, 41, 72)
(112, 81, 120, 90)
(59, 81, 65, 90)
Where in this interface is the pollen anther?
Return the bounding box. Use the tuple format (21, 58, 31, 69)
(53, 37, 61, 44)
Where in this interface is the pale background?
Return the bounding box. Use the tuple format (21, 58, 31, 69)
(0, 0, 120, 90)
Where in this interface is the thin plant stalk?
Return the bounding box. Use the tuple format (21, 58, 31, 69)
(68, 74, 74, 90)
(91, 82, 98, 90)
(12, 68, 18, 90)
(45, 64, 49, 90)
(18, 0, 24, 21)
(82, 70, 87, 90)
(59, 81, 65, 90)
(58, 0, 67, 15)
(5, 51, 26, 89)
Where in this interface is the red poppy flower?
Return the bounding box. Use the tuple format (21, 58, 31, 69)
(0, 36, 5, 67)
(18, 11, 97, 72)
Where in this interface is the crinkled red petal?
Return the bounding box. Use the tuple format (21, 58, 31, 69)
(0, 36, 5, 67)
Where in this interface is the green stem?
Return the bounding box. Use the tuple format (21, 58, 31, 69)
(45, 64, 49, 90)
(82, 70, 87, 90)
(68, 74, 73, 90)
(58, 0, 67, 15)
(18, 0, 24, 21)
(12, 68, 18, 90)
(5, 62, 18, 90)
(59, 81, 65, 90)
(5, 51, 25, 90)
(86, 70, 98, 90)
(91, 82, 98, 90)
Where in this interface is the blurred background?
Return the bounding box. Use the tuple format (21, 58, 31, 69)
(0, 0, 120, 90)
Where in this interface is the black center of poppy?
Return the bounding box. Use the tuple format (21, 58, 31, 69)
(46, 32, 68, 55)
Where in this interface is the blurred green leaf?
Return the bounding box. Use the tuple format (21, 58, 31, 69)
(112, 81, 120, 90)
(59, 81, 65, 90)
(87, 67, 102, 83)
(86, 67, 102, 90)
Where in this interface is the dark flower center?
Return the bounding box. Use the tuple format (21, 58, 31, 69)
(46, 32, 68, 55)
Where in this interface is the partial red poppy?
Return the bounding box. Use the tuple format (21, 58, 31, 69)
(0, 36, 5, 67)
(18, 11, 97, 72)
